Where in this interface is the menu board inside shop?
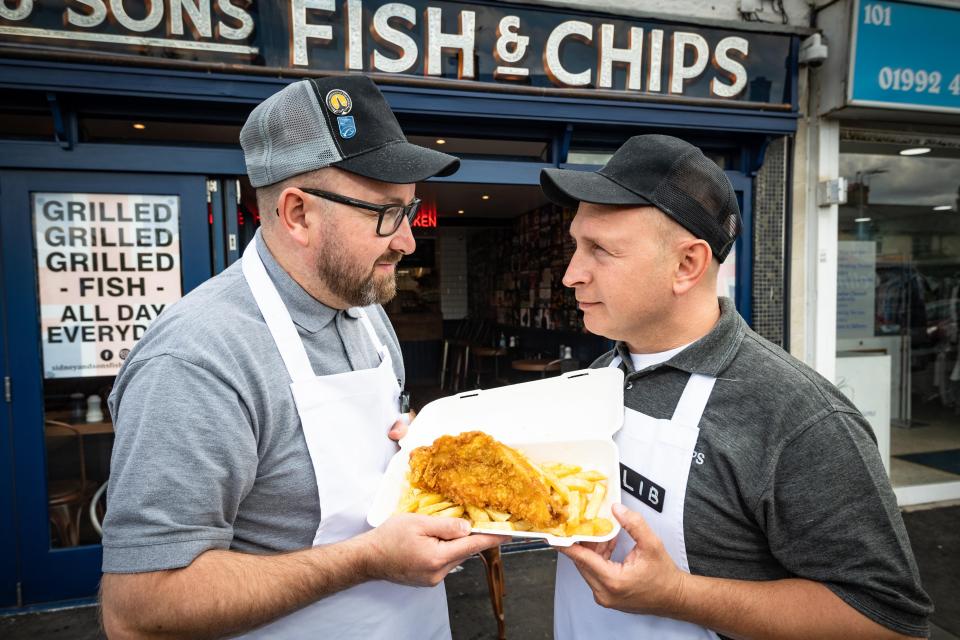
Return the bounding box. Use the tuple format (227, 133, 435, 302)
(837, 240, 877, 339)
(33, 193, 182, 379)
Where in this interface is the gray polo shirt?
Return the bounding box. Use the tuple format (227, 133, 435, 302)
(595, 297, 932, 638)
(103, 230, 404, 573)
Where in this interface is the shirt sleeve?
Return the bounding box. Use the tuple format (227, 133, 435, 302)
(102, 354, 259, 573)
(757, 410, 933, 638)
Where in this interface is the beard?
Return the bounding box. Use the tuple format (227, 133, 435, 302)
(317, 237, 402, 307)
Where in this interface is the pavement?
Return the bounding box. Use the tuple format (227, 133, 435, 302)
(2, 506, 958, 639)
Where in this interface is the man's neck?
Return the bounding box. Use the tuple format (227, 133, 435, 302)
(623, 297, 721, 354)
(260, 230, 349, 310)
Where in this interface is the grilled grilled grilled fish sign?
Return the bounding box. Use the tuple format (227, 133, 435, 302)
(0, 1, 793, 106)
(33, 193, 183, 379)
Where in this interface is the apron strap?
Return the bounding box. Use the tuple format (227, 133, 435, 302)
(611, 354, 716, 426)
(671, 373, 717, 426)
(241, 237, 316, 383)
(353, 308, 388, 357)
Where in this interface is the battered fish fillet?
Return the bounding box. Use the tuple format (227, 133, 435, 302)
(408, 431, 564, 529)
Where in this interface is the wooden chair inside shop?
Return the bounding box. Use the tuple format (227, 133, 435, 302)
(440, 319, 481, 392)
(464, 321, 506, 389)
(44, 420, 97, 547)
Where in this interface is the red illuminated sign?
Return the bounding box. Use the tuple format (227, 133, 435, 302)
(411, 203, 438, 228)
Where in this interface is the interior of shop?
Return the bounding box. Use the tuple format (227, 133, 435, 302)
(837, 135, 960, 489)
(238, 175, 613, 405)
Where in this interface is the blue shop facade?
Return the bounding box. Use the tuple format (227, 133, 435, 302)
(0, 0, 799, 608)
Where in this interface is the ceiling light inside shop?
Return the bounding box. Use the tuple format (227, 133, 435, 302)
(934, 205, 953, 211)
(482, 195, 490, 200)
(132, 123, 146, 130)
(436, 139, 446, 144)
(457, 209, 464, 214)
(899, 147, 930, 156)
(854, 217, 871, 222)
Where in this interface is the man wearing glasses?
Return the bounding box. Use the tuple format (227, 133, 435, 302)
(100, 77, 503, 639)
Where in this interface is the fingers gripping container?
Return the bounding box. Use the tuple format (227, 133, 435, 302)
(367, 367, 625, 547)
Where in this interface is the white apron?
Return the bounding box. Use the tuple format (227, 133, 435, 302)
(236, 239, 450, 640)
(554, 356, 721, 640)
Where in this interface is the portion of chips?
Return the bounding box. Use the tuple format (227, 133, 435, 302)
(396, 457, 614, 538)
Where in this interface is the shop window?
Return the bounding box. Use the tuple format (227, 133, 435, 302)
(406, 135, 549, 161)
(567, 145, 729, 169)
(43, 377, 115, 548)
(837, 137, 960, 489)
(79, 118, 242, 145)
(0, 112, 55, 140)
(0, 90, 56, 140)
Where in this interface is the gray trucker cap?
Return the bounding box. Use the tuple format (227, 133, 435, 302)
(240, 76, 459, 187)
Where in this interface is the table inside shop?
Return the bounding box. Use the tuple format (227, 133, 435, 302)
(45, 412, 115, 491)
(45, 417, 114, 436)
(510, 358, 562, 378)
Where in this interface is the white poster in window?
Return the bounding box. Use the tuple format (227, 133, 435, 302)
(836, 354, 891, 475)
(837, 241, 877, 339)
(33, 193, 182, 378)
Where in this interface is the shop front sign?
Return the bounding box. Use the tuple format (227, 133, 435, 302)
(850, 0, 960, 113)
(0, 0, 794, 107)
(33, 192, 182, 378)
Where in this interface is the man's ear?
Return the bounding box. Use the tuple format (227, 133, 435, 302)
(275, 187, 312, 247)
(673, 239, 712, 296)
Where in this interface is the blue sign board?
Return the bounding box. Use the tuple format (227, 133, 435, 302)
(850, 0, 960, 113)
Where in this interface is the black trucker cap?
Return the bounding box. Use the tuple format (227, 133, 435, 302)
(240, 76, 459, 187)
(540, 135, 741, 262)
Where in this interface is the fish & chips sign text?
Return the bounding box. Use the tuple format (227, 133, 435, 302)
(0, 1, 791, 103)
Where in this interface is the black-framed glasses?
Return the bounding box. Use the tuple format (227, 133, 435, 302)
(294, 187, 421, 237)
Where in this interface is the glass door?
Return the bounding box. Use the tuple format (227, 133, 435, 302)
(0, 170, 210, 605)
(836, 139, 960, 502)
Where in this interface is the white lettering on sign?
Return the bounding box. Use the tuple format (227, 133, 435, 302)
(216, 0, 253, 40)
(878, 67, 943, 94)
(371, 3, 418, 74)
(0, 0, 33, 21)
(424, 7, 476, 79)
(292, 0, 334, 67)
(110, 0, 163, 32)
(0, 2, 763, 101)
(597, 24, 642, 90)
(647, 29, 664, 91)
(33, 193, 183, 379)
(1, 0, 257, 53)
(493, 15, 529, 79)
(670, 32, 709, 94)
(345, 0, 363, 70)
(169, 0, 213, 38)
(711, 36, 749, 98)
(67, 1, 107, 28)
(544, 20, 593, 87)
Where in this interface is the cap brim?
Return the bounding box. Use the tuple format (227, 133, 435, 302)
(540, 168, 651, 209)
(335, 141, 460, 184)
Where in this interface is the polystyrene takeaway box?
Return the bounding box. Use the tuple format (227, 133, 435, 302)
(367, 367, 625, 547)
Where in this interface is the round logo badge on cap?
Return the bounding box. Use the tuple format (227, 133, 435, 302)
(325, 89, 352, 115)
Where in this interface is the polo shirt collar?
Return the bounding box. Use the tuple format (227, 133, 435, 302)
(255, 229, 339, 333)
(616, 297, 745, 378)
